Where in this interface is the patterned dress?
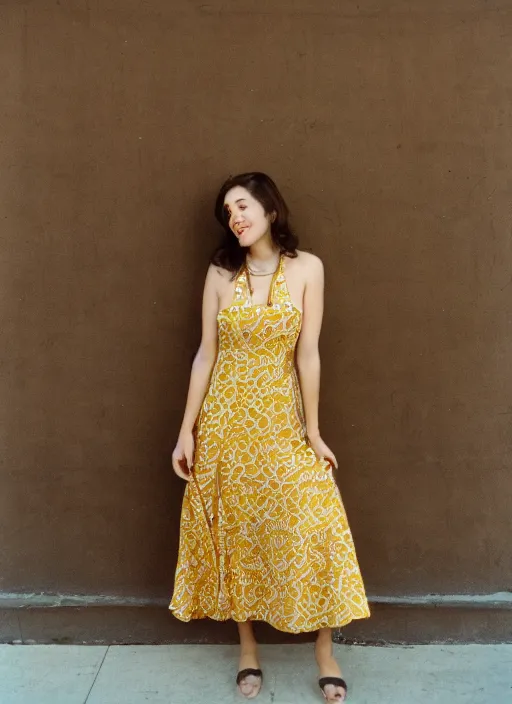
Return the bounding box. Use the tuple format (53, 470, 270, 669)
(170, 255, 370, 633)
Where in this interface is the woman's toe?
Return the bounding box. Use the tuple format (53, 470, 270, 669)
(238, 674, 261, 698)
(322, 683, 346, 702)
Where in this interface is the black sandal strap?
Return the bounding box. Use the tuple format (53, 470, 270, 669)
(319, 676, 348, 694)
(236, 668, 263, 685)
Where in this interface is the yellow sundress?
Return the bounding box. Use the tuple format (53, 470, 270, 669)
(169, 255, 370, 633)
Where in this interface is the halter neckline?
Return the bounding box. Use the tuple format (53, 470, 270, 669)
(217, 254, 301, 318)
(243, 254, 284, 307)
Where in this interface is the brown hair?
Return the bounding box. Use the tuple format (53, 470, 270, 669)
(212, 172, 298, 273)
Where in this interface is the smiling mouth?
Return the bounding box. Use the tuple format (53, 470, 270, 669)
(236, 226, 249, 236)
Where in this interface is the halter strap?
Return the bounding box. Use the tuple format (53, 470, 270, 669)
(231, 264, 252, 306)
(270, 254, 293, 307)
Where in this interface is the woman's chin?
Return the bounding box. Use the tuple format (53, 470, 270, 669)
(239, 231, 268, 248)
(238, 234, 252, 247)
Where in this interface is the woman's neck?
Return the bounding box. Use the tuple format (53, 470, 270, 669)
(247, 234, 279, 265)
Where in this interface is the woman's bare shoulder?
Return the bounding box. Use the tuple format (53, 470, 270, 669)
(296, 249, 323, 264)
(206, 263, 233, 282)
(290, 250, 324, 277)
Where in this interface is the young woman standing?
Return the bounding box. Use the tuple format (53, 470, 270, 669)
(170, 172, 370, 702)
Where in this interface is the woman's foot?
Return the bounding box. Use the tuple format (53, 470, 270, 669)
(236, 622, 262, 699)
(236, 649, 262, 699)
(315, 628, 347, 702)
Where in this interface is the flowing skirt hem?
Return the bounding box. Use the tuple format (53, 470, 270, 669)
(168, 604, 371, 635)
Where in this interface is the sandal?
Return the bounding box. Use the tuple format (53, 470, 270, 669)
(236, 668, 263, 699)
(319, 676, 348, 701)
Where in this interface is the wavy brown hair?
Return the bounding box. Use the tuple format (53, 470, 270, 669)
(212, 172, 299, 273)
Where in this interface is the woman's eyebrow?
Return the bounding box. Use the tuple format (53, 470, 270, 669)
(224, 198, 247, 210)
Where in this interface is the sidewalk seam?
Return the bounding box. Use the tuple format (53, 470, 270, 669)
(17, 613, 23, 643)
(83, 645, 110, 704)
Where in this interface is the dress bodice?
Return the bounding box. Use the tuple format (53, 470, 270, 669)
(216, 256, 302, 384)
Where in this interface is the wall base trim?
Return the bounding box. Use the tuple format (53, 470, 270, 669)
(1, 591, 511, 609)
(1, 594, 511, 645)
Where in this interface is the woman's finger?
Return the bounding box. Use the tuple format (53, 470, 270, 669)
(184, 449, 194, 472)
(172, 453, 191, 481)
(323, 449, 338, 470)
(176, 460, 192, 482)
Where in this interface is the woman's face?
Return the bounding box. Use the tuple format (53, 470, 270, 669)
(223, 186, 273, 248)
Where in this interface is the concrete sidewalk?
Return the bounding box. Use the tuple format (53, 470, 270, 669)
(0, 643, 510, 704)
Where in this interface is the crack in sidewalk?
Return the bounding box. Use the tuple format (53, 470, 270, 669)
(83, 645, 110, 704)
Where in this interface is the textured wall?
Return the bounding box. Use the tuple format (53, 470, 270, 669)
(1, 1, 511, 633)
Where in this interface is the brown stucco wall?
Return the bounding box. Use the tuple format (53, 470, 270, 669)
(1, 1, 511, 642)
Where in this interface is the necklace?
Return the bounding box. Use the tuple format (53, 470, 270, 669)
(246, 265, 278, 277)
(246, 255, 280, 277)
(245, 255, 281, 301)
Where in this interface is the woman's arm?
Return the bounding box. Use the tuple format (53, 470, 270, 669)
(172, 265, 220, 481)
(296, 254, 338, 469)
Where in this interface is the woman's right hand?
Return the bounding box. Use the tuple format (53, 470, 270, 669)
(172, 431, 195, 482)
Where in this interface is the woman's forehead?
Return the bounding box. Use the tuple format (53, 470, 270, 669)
(224, 186, 252, 206)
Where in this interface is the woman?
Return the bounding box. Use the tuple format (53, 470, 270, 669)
(170, 172, 370, 702)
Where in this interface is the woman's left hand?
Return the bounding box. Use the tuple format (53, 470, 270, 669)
(307, 434, 338, 470)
